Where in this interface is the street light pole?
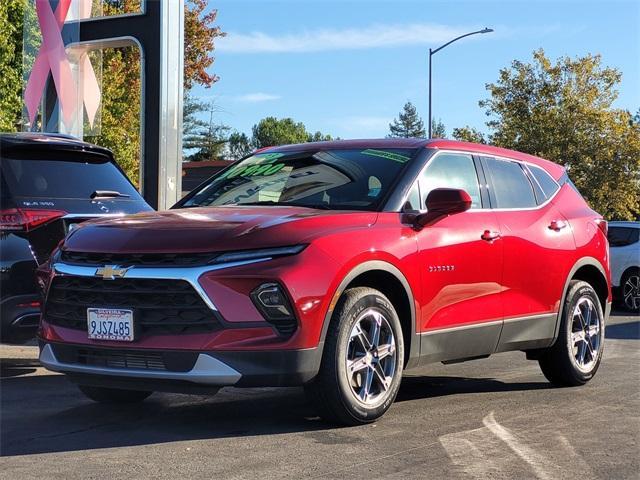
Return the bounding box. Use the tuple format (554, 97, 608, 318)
(428, 27, 493, 138)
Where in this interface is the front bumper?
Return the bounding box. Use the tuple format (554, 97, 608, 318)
(39, 341, 322, 391)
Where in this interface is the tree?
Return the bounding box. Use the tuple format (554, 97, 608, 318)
(480, 49, 640, 220)
(183, 94, 208, 144)
(252, 117, 310, 148)
(184, 1, 226, 89)
(227, 132, 252, 160)
(0, 0, 39, 131)
(183, 96, 229, 161)
(388, 101, 425, 138)
(308, 131, 333, 142)
(0, 0, 22, 131)
(452, 126, 486, 144)
(431, 119, 446, 139)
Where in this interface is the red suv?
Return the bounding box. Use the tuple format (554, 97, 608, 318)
(37, 139, 611, 425)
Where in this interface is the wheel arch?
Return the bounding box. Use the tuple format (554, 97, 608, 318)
(319, 261, 420, 369)
(554, 257, 611, 341)
(621, 265, 639, 281)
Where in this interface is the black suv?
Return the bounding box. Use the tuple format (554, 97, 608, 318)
(0, 133, 152, 343)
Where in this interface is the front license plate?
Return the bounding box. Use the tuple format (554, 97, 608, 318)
(87, 308, 134, 341)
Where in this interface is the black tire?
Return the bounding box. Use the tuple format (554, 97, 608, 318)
(538, 280, 605, 386)
(620, 268, 640, 313)
(78, 385, 153, 403)
(305, 287, 404, 426)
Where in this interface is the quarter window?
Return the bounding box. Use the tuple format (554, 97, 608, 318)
(529, 165, 559, 200)
(420, 153, 481, 209)
(485, 158, 537, 208)
(403, 182, 421, 211)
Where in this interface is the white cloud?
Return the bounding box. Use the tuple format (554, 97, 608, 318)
(218, 23, 483, 54)
(234, 92, 282, 103)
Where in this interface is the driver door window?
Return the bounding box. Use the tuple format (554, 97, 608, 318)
(420, 153, 482, 209)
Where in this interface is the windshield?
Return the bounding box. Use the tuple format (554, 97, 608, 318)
(182, 148, 416, 210)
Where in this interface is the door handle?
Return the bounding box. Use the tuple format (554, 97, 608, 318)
(481, 230, 501, 242)
(548, 219, 567, 232)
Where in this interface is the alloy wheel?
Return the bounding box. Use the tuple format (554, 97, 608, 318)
(345, 308, 397, 405)
(623, 274, 640, 311)
(570, 297, 602, 373)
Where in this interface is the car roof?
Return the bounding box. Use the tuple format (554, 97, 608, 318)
(0, 132, 113, 159)
(263, 138, 565, 179)
(609, 221, 640, 228)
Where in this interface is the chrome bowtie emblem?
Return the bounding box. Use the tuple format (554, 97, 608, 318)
(95, 265, 131, 280)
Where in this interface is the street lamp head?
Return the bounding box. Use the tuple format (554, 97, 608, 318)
(481, 28, 494, 34)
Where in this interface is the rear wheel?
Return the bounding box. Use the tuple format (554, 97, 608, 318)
(538, 280, 604, 386)
(78, 385, 152, 403)
(306, 287, 404, 425)
(621, 269, 640, 313)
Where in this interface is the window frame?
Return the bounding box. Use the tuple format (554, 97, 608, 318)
(479, 155, 561, 211)
(526, 164, 561, 204)
(401, 150, 488, 213)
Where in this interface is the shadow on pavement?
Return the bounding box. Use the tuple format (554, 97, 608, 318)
(396, 375, 551, 403)
(0, 358, 39, 378)
(1, 370, 553, 457)
(606, 320, 640, 340)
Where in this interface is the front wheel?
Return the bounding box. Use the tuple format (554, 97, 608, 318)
(306, 287, 404, 426)
(538, 280, 605, 386)
(78, 385, 153, 403)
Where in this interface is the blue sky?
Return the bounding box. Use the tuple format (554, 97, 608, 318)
(191, 0, 640, 140)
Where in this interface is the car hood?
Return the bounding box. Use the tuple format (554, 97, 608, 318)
(62, 206, 378, 253)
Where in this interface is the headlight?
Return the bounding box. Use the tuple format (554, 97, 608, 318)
(212, 245, 307, 264)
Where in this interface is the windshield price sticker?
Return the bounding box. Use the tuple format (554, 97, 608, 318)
(222, 152, 287, 179)
(361, 149, 410, 163)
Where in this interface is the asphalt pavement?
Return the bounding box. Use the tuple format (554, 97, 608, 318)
(1, 311, 638, 479)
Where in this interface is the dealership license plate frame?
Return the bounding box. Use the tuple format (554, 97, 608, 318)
(87, 308, 134, 342)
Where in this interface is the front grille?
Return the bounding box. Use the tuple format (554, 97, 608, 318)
(61, 250, 216, 267)
(45, 276, 221, 336)
(51, 344, 198, 372)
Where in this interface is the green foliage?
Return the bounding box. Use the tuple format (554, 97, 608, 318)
(184, 0, 226, 90)
(182, 94, 229, 161)
(431, 119, 446, 139)
(308, 131, 333, 142)
(252, 117, 310, 148)
(88, 46, 142, 186)
(480, 49, 640, 220)
(0, 1, 22, 131)
(388, 101, 425, 138)
(227, 131, 252, 160)
(452, 126, 486, 144)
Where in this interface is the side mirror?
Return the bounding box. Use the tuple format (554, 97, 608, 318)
(415, 188, 472, 228)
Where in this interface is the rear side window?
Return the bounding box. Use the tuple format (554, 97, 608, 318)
(485, 158, 537, 208)
(420, 153, 481, 208)
(608, 227, 640, 247)
(1, 156, 140, 200)
(529, 165, 559, 200)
